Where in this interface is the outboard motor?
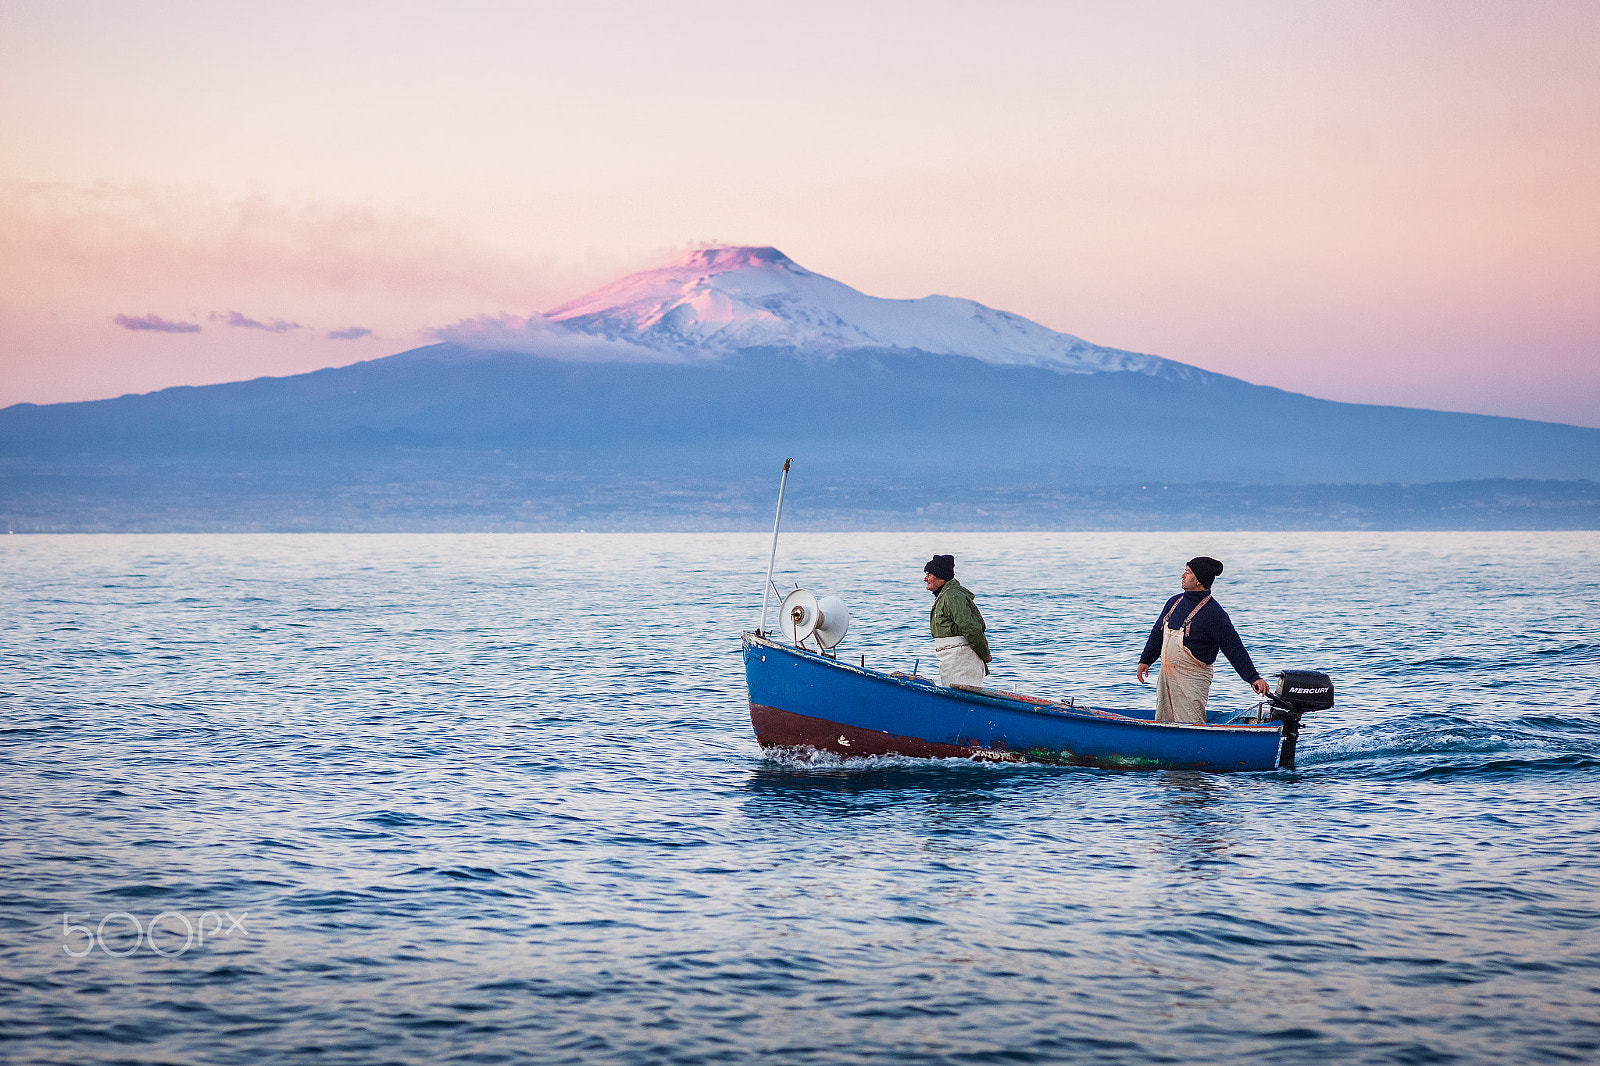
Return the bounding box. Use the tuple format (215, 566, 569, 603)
(1266, 670, 1334, 769)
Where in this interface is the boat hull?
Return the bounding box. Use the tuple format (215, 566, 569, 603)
(744, 632, 1283, 772)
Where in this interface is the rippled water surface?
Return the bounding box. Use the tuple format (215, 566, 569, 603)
(2, 531, 1598, 1065)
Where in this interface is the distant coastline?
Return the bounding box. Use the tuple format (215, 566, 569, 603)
(2, 470, 1594, 533)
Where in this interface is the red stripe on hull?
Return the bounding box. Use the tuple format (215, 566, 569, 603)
(749, 703, 1026, 763)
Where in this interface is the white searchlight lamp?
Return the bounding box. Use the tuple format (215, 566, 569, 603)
(779, 588, 851, 654)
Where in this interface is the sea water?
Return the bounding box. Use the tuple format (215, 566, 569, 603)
(1, 531, 1596, 1065)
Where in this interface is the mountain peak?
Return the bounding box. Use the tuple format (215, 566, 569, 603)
(543, 246, 1214, 382)
(672, 246, 799, 273)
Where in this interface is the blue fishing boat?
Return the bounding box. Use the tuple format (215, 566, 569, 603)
(742, 460, 1330, 772)
(743, 631, 1289, 771)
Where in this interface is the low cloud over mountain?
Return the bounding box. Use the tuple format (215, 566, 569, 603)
(430, 313, 685, 363)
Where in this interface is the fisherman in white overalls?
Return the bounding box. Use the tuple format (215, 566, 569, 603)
(923, 554, 992, 688)
(1135, 556, 1271, 723)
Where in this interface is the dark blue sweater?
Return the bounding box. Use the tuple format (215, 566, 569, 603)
(1139, 590, 1261, 684)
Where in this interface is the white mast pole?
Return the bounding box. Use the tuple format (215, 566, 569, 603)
(758, 458, 793, 635)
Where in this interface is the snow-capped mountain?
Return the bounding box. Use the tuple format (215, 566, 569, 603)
(545, 246, 1217, 382)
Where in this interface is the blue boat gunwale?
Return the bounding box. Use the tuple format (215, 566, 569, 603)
(743, 630, 1282, 737)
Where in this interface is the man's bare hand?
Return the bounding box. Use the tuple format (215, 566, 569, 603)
(1136, 662, 1150, 684)
(1252, 678, 1270, 696)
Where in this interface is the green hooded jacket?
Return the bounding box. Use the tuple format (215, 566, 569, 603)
(930, 577, 991, 664)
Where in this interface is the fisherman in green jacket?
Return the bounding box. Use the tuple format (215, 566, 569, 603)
(923, 554, 991, 688)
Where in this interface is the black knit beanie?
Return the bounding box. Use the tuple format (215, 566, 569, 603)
(1187, 556, 1224, 589)
(924, 554, 955, 581)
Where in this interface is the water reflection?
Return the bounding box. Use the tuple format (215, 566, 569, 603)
(1149, 771, 1237, 878)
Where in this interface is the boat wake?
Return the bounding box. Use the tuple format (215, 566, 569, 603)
(1292, 706, 1599, 780)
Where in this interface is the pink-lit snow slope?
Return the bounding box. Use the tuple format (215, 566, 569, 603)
(547, 247, 1212, 381)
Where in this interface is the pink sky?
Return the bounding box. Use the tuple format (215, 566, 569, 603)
(2, 1, 1597, 425)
